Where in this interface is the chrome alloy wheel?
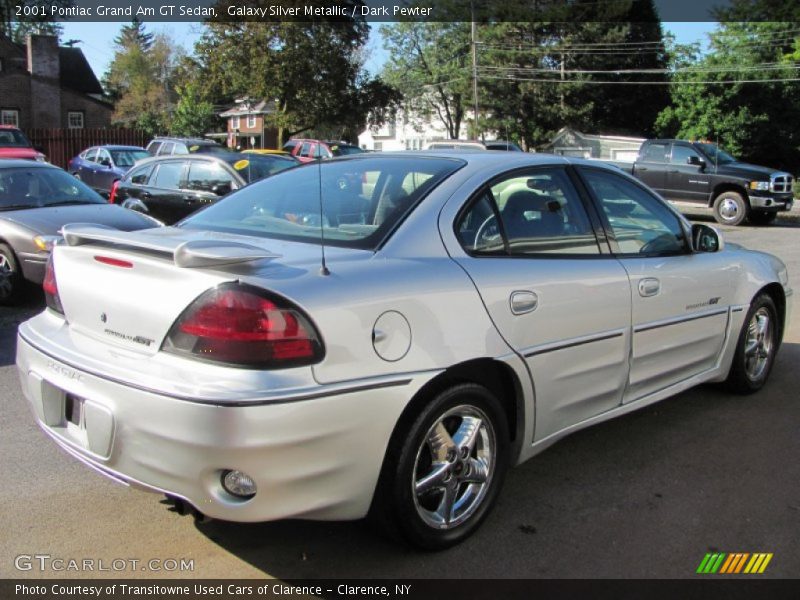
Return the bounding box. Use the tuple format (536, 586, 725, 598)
(412, 405, 496, 530)
(0, 253, 14, 299)
(744, 307, 774, 381)
(718, 197, 741, 222)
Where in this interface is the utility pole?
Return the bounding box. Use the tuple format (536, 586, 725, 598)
(471, 8, 480, 141)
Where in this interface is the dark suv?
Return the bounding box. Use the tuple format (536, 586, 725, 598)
(146, 137, 227, 157)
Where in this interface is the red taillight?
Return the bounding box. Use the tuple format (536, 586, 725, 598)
(109, 180, 120, 204)
(162, 284, 324, 368)
(43, 253, 64, 315)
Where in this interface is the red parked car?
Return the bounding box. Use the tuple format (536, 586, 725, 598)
(282, 139, 364, 163)
(0, 126, 46, 161)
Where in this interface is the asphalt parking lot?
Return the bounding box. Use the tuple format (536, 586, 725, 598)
(1, 211, 798, 580)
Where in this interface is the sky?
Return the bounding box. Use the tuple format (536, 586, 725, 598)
(61, 21, 717, 83)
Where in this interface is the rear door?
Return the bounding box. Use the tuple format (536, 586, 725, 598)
(578, 167, 733, 402)
(450, 166, 632, 441)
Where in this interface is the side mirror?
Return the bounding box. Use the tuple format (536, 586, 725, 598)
(100, 158, 112, 168)
(692, 223, 723, 253)
(211, 182, 232, 196)
(687, 156, 706, 169)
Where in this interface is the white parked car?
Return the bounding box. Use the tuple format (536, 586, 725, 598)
(16, 153, 791, 549)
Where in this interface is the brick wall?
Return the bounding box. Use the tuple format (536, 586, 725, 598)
(60, 89, 112, 129)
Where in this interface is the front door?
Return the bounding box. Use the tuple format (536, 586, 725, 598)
(663, 143, 711, 203)
(450, 166, 632, 441)
(578, 167, 733, 402)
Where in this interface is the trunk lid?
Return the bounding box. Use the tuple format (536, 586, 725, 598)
(52, 225, 286, 356)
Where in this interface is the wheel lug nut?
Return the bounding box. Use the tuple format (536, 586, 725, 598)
(460, 447, 470, 459)
(446, 449, 456, 462)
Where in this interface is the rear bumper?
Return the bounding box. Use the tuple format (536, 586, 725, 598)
(749, 195, 793, 211)
(16, 330, 431, 522)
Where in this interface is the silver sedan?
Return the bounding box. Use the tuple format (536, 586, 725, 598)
(16, 152, 791, 549)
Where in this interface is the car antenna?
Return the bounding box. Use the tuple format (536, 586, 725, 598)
(317, 154, 330, 276)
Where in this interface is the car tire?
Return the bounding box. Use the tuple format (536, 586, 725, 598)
(712, 191, 748, 226)
(371, 383, 509, 550)
(725, 293, 779, 394)
(748, 210, 778, 226)
(0, 243, 23, 306)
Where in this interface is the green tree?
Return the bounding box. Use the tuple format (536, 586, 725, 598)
(479, 1, 669, 149)
(170, 80, 217, 137)
(103, 21, 183, 136)
(656, 22, 800, 171)
(194, 4, 383, 145)
(380, 22, 471, 139)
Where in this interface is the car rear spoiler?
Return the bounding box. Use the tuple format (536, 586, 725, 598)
(60, 224, 281, 268)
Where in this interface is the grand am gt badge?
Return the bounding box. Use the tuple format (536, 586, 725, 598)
(686, 297, 721, 310)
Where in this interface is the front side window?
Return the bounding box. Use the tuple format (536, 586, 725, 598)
(180, 156, 464, 250)
(151, 161, 185, 189)
(580, 168, 687, 256)
(457, 167, 600, 256)
(670, 145, 703, 165)
(110, 149, 149, 168)
(128, 164, 154, 185)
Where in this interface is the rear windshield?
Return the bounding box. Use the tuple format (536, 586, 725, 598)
(0, 167, 105, 209)
(180, 156, 464, 249)
(222, 154, 297, 182)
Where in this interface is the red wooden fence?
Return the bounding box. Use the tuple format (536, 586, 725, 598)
(24, 128, 150, 169)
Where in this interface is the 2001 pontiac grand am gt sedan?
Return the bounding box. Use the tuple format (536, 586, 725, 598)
(17, 152, 791, 549)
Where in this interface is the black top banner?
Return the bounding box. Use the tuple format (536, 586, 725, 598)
(6, 0, 791, 23)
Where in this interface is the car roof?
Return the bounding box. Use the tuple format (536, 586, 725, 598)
(339, 150, 631, 174)
(0, 125, 22, 130)
(150, 137, 217, 144)
(90, 145, 146, 151)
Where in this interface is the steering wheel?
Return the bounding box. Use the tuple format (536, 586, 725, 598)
(474, 214, 501, 249)
(639, 232, 678, 255)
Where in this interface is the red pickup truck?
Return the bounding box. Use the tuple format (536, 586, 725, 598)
(0, 126, 46, 161)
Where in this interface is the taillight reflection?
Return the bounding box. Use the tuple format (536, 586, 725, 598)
(43, 253, 64, 315)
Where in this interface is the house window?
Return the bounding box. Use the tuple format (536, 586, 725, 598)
(1, 109, 19, 127)
(374, 142, 383, 152)
(67, 111, 84, 129)
(247, 115, 256, 128)
(231, 116, 240, 130)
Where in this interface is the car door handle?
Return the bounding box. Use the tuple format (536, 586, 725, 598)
(182, 195, 198, 203)
(638, 167, 648, 172)
(141, 192, 152, 200)
(638, 278, 660, 297)
(510, 291, 538, 315)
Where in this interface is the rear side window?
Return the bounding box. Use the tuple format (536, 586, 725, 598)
(159, 142, 176, 156)
(146, 141, 162, 155)
(186, 161, 236, 192)
(640, 143, 668, 163)
(458, 167, 600, 256)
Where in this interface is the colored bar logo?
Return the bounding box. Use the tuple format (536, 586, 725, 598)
(697, 552, 773, 574)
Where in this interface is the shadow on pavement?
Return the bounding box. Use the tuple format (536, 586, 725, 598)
(192, 342, 800, 579)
